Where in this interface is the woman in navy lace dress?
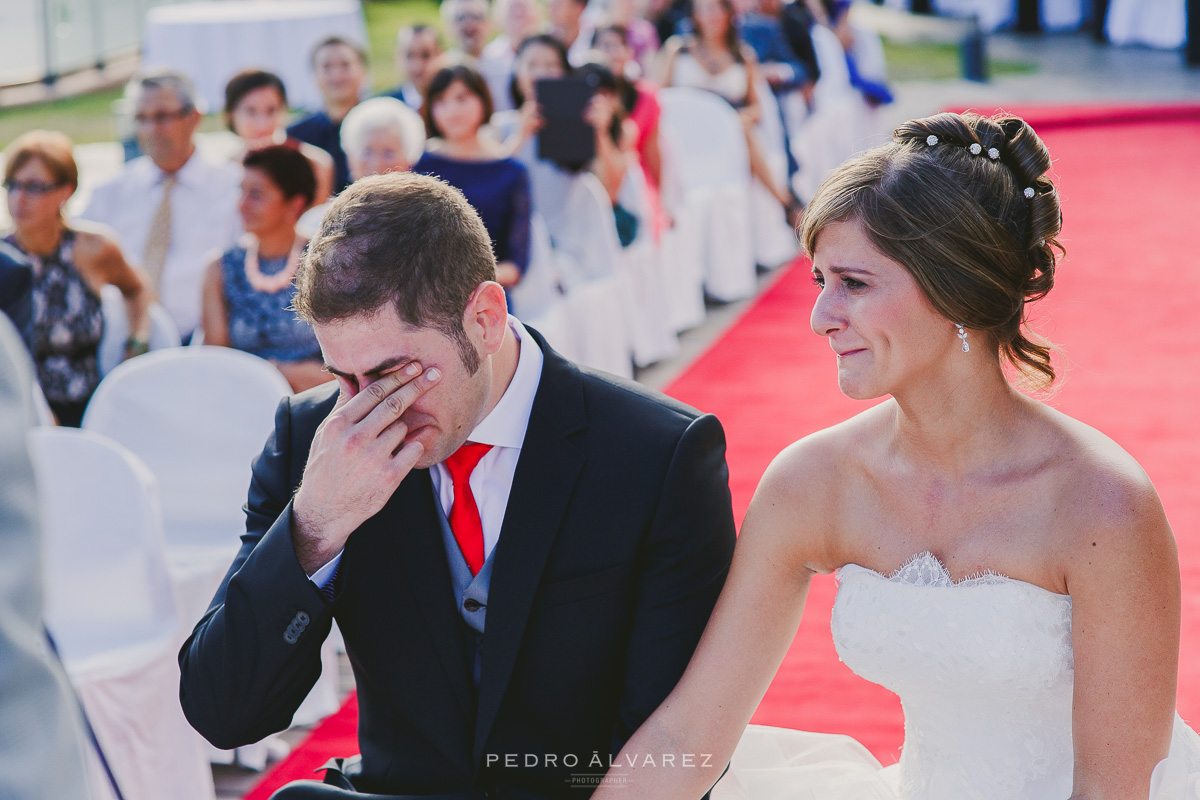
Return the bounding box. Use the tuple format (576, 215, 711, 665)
(411, 62, 531, 295)
(201, 145, 328, 392)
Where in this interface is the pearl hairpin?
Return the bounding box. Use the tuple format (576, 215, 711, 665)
(926, 135, 939, 146)
(969, 143, 982, 155)
(987, 147, 1000, 160)
(1023, 187, 1036, 199)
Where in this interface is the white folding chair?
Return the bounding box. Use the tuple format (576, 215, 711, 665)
(30, 427, 215, 800)
(659, 87, 757, 302)
(98, 284, 181, 376)
(509, 214, 576, 362)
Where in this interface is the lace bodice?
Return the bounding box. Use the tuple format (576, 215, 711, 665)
(831, 552, 1200, 800)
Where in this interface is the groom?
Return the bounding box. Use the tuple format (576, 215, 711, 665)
(178, 173, 737, 798)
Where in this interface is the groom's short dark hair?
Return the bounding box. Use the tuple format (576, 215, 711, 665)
(294, 172, 497, 372)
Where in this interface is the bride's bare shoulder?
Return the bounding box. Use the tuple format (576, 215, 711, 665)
(764, 402, 892, 489)
(745, 403, 892, 570)
(1037, 406, 1175, 569)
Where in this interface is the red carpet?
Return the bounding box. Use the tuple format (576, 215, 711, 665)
(245, 106, 1200, 795)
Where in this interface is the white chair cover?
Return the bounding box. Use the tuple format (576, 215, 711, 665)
(29, 427, 215, 800)
(751, 80, 801, 269)
(511, 214, 576, 362)
(933, 0, 1083, 31)
(98, 284, 182, 376)
(81, 347, 343, 757)
(659, 87, 757, 302)
(793, 24, 868, 202)
(1106, 0, 1186, 48)
(31, 381, 55, 426)
(552, 174, 634, 378)
(615, 168, 680, 368)
(655, 134, 708, 333)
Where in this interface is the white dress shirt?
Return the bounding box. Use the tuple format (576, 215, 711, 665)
(79, 149, 242, 337)
(309, 318, 544, 586)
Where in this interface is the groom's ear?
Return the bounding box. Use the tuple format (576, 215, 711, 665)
(464, 281, 509, 356)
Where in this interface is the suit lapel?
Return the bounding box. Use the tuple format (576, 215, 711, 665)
(376, 469, 476, 723)
(472, 333, 588, 765)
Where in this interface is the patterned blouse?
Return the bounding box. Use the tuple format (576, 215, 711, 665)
(220, 244, 321, 363)
(4, 229, 103, 405)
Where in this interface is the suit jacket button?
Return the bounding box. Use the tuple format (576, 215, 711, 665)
(463, 598, 483, 613)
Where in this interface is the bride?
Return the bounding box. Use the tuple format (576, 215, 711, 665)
(594, 112, 1200, 799)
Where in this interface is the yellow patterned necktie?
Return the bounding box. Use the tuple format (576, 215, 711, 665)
(142, 173, 177, 292)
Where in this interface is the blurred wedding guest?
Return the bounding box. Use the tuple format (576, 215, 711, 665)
(739, 0, 819, 185)
(287, 36, 369, 194)
(223, 69, 335, 205)
(80, 70, 240, 342)
(201, 146, 327, 393)
(343, 97, 427, 181)
(646, 0, 692, 46)
(7, 131, 150, 427)
(480, 0, 544, 113)
(494, 34, 577, 217)
(296, 97, 426, 238)
(603, 0, 661, 73)
(573, 62, 642, 246)
(594, 23, 664, 188)
(0, 240, 33, 345)
(0, 313, 91, 800)
(741, 0, 819, 103)
(388, 25, 443, 110)
(442, 0, 492, 59)
(658, 0, 802, 222)
(413, 63, 531, 291)
(549, 0, 596, 65)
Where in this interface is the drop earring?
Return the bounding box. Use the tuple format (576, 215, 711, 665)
(955, 323, 970, 353)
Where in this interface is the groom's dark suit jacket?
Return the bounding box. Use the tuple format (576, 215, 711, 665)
(179, 329, 737, 798)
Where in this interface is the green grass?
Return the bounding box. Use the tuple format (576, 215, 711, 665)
(364, 0, 442, 92)
(0, 0, 443, 148)
(881, 38, 1038, 82)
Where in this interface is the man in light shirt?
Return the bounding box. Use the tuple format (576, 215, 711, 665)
(180, 172, 736, 798)
(80, 71, 240, 342)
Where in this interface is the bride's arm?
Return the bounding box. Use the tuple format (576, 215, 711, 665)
(1068, 463, 1180, 799)
(594, 441, 834, 798)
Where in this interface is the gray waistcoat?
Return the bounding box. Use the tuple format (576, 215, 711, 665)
(434, 498, 493, 689)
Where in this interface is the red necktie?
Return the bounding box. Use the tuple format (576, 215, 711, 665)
(443, 442, 494, 575)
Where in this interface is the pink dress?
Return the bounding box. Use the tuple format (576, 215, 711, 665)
(628, 80, 666, 241)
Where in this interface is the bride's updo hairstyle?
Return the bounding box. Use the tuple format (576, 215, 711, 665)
(800, 112, 1063, 388)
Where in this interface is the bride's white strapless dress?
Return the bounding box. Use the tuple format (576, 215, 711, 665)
(713, 553, 1200, 799)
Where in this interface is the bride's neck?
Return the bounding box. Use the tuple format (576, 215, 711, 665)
(888, 358, 1029, 474)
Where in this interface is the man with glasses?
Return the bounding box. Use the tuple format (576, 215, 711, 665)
(80, 70, 240, 342)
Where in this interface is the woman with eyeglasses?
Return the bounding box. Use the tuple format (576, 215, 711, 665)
(3, 130, 149, 427)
